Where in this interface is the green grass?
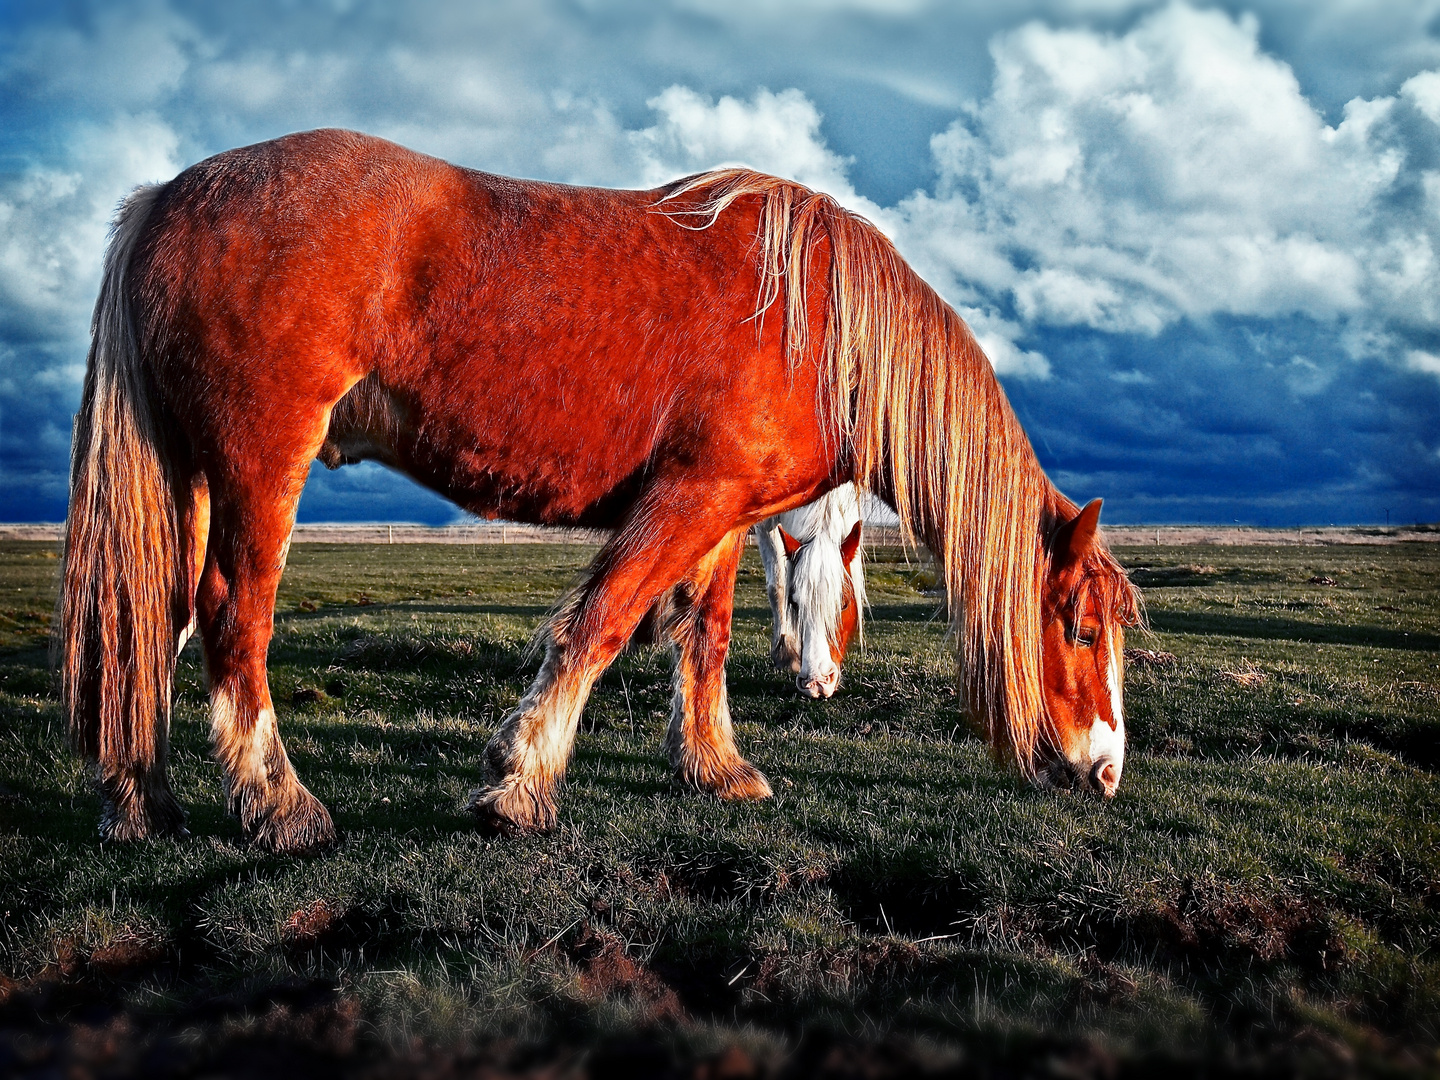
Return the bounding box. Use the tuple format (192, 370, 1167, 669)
(1, 539, 1438, 1075)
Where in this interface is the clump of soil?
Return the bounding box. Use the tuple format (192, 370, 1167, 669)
(1218, 669, 1268, 688)
(1126, 648, 1178, 669)
(280, 899, 344, 950)
(565, 924, 685, 1023)
(1145, 879, 1343, 970)
(86, 932, 168, 978)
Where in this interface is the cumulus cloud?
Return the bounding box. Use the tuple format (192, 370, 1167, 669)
(959, 308, 1052, 379)
(543, 86, 886, 216)
(630, 87, 856, 194)
(0, 113, 182, 344)
(893, 4, 1421, 348)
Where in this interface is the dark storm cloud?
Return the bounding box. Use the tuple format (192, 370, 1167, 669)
(1011, 318, 1440, 525)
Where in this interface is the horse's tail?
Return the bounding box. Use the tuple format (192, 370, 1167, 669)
(59, 183, 188, 818)
(660, 170, 1052, 771)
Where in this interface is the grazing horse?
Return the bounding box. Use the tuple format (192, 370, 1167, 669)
(60, 129, 1140, 853)
(754, 483, 865, 699)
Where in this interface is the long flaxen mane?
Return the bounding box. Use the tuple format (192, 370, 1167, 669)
(659, 170, 1137, 772)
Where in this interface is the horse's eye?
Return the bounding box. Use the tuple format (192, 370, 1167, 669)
(1073, 627, 1097, 648)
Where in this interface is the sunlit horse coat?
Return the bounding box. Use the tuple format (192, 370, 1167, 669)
(60, 130, 1139, 852)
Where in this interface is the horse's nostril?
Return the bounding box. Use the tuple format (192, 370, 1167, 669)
(1093, 760, 1120, 797)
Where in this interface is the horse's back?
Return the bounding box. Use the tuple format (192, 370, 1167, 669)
(129, 130, 838, 527)
(136, 129, 762, 384)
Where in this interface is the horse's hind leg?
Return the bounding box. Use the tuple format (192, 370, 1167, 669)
(175, 471, 209, 657)
(664, 529, 772, 800)
(193, 468, 334, 853)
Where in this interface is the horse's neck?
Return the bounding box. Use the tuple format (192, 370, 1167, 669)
(777, 483, 860, 542)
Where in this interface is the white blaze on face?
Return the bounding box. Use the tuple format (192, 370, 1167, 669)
(789, 536, 843, 698)
(1087, 635, 1126, 796)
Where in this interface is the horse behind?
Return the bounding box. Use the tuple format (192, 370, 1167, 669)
(60, 129, 1140, 853)
(754, 483, 865, 699)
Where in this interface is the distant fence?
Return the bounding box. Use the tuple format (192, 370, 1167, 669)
(1, 522, 1434, 547)
(0, 521, 910, 548)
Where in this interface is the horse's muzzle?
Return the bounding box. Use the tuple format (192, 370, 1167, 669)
(1037, 755, 1120, 798)
(797, 670, 839, 699)
(771, 636, 802, 674)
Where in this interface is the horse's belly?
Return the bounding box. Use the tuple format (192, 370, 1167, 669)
(321, 368, 658, 527)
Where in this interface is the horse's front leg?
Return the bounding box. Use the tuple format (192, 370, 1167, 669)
(468, 621, 609, 834)
(754, 520, 800, 673)
(664, 528, 772, 801)
(470, 503, 740, 834)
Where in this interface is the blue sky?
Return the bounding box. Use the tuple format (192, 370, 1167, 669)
(1, 0, 1438, 526)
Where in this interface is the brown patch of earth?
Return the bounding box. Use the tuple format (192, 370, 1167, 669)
(1144, 878, 1345, 970)
(565, 924, 686, 1024)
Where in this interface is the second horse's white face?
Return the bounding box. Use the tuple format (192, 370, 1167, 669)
(780, 520, 862, 699)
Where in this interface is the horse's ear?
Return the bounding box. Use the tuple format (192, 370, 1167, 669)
(779, 526, 803, 558)
(1051, 499, 1102, 570)
(840, 519, 863, 565)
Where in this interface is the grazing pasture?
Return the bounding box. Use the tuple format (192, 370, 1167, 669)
(1, 537, 1438, 1076)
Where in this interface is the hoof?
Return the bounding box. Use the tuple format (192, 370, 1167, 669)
(245, 786, 337, 855)
(467, 779, 558, 836)
(678, 754, 773, 801)
(98, 786, 188, 842)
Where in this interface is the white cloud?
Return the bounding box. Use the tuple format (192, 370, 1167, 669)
(966, 310, 1052, 379)
(1402, 70, 1440, 126)
(0, 113, 181, 343)
(892, 4, 1417, 348)
(628, 87, 861, 202)
(1406, 349, 1440, 379)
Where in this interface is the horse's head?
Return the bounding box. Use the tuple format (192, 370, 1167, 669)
(779, 519, 863, 699)
(1036, 500, 1141, 797)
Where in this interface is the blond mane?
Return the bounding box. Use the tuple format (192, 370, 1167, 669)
(659, 169, 1105, 770)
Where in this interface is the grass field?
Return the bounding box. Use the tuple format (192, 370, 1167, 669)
(1, 538, 1438, 1076)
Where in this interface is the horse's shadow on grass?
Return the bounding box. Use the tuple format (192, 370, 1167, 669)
(569, 744, 676, 801)
(0, 775, 102, 846)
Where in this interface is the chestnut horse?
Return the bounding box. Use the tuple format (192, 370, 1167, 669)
(754, 484, 865, 698)
(60, 130, 1140, 853)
